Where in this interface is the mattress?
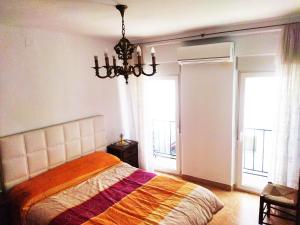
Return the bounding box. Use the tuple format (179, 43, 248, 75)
(8, 152, 224, 225)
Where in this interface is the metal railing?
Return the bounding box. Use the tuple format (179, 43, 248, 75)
(243, 128, 272, 177)
(152, 119, 176, 159)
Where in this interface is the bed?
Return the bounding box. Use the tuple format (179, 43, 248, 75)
(0, 115, 223, 225)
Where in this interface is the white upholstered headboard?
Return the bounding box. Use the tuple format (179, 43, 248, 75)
(0, 115, 107, 191)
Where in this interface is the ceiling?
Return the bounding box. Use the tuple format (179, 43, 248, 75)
(0, 0, 300, 41)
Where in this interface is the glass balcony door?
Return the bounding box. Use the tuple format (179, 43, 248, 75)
(237, 72, 279, 192)
(143, 76, 179, 174)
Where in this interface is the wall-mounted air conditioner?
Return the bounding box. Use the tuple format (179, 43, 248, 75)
(177, 42, 234, 63)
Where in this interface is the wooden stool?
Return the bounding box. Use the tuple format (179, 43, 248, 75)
(258, 178, 299, 225)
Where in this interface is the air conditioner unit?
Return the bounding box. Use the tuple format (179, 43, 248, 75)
(177, 42, 234, 64)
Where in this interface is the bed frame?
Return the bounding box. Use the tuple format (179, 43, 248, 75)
(0, 115, 107, 192)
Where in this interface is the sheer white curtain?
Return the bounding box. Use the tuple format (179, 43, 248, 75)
(270, 23, 300, 188)
(118, 77, 154, 171)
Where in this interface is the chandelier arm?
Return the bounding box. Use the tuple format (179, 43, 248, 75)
(141, 64, 159, 76)
(95, 73, 111, 78)
(110, 66, 127, 78)
(105, 66, 113, 77)
(108, 70, 118, 78)
(131, 65, 143, 77)
(93, 66, 116, 78)
(108, 74, 118, 78)
(93, 66, 109, 78)
(118, 66, 127, 77)
(113, 65, 122, 76)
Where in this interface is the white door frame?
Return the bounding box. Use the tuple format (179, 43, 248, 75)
(236, 71, 275, 193)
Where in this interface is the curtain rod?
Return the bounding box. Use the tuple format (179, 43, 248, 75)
(140, 21, 299, 45)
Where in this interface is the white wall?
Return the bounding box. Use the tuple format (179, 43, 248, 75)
(141, 30, 281, 186)
(0, 25, 122, 144)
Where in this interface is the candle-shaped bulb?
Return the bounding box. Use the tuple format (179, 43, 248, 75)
(151, 47, 156, 65)
(104, 49, 108, 58)
(104, 49, 109, 66)
(136, 45, 142, 56)
(136, 45, 142, 65)
(151, 47, 156, 56)
(112, 54, 116, 67)
(94, 55, 99, 67)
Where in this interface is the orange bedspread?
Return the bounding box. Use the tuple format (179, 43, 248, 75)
(25, 162, 223, 225)
(8, 152, 223, 225)
(8, 152, 120, 225)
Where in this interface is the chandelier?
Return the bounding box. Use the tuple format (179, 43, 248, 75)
(93, 4, 158, 84)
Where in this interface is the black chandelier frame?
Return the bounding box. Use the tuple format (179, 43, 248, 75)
(92, 4, 158, 84)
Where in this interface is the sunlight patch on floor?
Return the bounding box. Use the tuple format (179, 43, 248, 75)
(154, 156, 176, 171)
(242, 172, 268, 191)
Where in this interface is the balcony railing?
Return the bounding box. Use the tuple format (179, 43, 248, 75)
(152, 119, 176, 159)
(243, 128, 272, 177)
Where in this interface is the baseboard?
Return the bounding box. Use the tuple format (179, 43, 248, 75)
(181, 174, 233, 191)
(233, 184, 260, 195)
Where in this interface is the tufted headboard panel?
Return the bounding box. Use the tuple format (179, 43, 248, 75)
(0, 115, 107, 191)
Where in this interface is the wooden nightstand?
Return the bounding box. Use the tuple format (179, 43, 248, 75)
(0, 194, 9, 225)
(107, 140, 139, 168)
